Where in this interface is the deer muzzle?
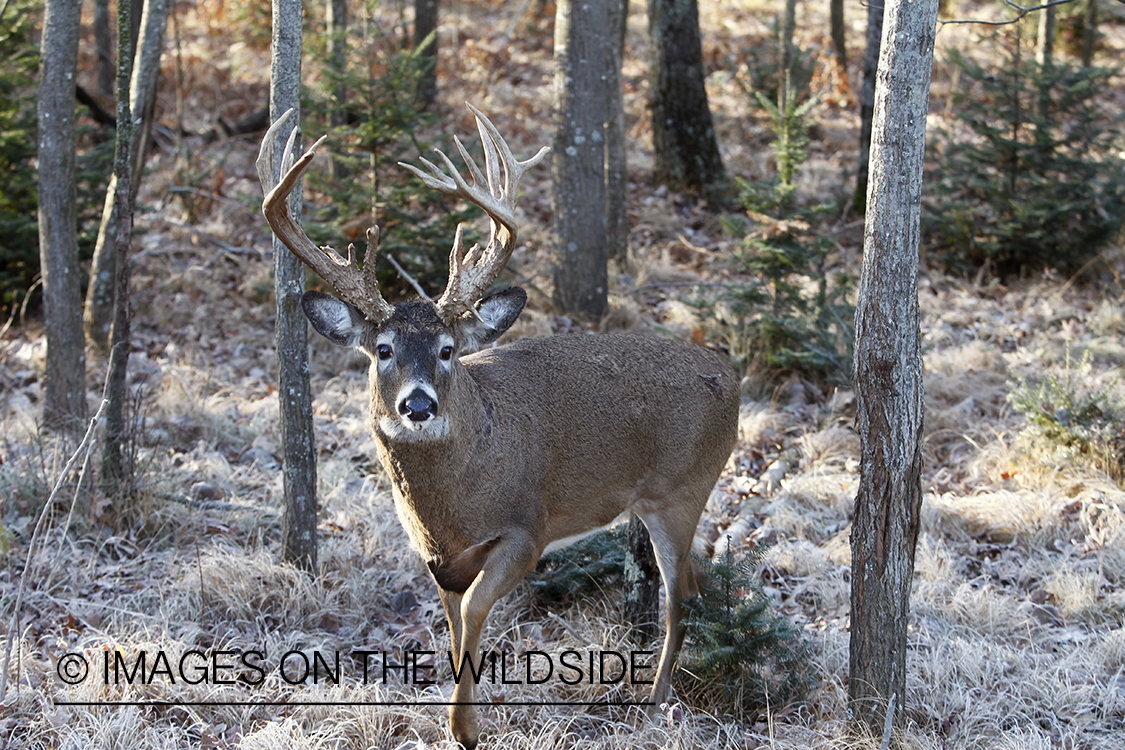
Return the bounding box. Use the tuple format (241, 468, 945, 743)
(398, 388, 438, 424)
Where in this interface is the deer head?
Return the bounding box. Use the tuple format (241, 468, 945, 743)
(257, 104, 549, 440)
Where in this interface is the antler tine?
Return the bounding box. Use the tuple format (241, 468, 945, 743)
(466, 102, 550, 201)
(257, 110, 394, 325)
(398, 104, 550, 322)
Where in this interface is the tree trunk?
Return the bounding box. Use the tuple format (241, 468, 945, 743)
(414, 0, 438, 109)
(101, 0, 137, 501)
(94, 0, 113, 96)
(852, 0, 884, 214)
(605, 0, 628, 261)
(37, 0, 87, 435)
(552, 0, 610, 319)
(1036, 3, 1055, 67)
(848, 0, 936, 738)
(622, 512, 659, 641)
(1036, 5, 1055, 129)
(85, 0, 169, 352)
(1081, 0, 1096, 67)
(779, 0, 797, 110)
(270, 0, 318, 573)
(647, 0, 724, 193)
(326, 0, 349, 180)
(829, 0, 846, 71)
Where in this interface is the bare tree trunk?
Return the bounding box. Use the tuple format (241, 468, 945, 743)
(605, 0, 628, 261)
(829, 0, 846, 71)
(326, 0, 349, 180)
(849, 0, 936, 738)
(779, 0, 797, 109)
(37, 0, 87, 435)
(414, 0, 437, 109)
(853, 0, 884, 214)
(647, 0, 724, 193)
(1081, 0, 1096, 67)
(269, 0, 318, 573)
(101, 0, 137, 501)
(1036, 5, 1055, 129)
(85, 0, 169, 352)
(1036, 4, 1055, 66)
(552, 0, 610, 319)
(94, 0, 113, 96)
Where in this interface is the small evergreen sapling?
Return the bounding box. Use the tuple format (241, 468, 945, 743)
(681, 543, 811, 715)
(527, 527, 629, 604)
(719, 82, 854, 384)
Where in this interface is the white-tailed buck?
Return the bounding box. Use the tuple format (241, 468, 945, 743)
(257, 105, 739, 749)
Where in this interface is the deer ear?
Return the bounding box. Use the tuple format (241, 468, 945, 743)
(460, 287, 527, 350)
(302, 290, 371, 347)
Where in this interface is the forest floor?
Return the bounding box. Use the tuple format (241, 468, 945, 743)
(3, 0, 1125, 748)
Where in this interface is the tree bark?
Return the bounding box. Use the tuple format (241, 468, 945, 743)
(829, 0, 847, 71)
(779, 0, 797, 109)
(85, 0, 169, 352)
(1036, 4, 1055, 66)
(552, 0, 610, 319)
(326, 0, 349, 180)
(647, 0, 724, 193)
(605, 0, 628, 261)
(94, 0, 113, 96)
(1036, 5, 1055, 126)
(1081, 0, 1096, 67)
(849, 0, 936, 738)
(101, 0, 137, 500)
(37, 0, 87, 435)
(853, 0, 884, 214)
(270, 0, 318, 573)
(414, 0, 438, 109)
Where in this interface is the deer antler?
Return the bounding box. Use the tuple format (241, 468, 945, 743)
(257, 109, 395, 324)
(399, 103, 550, 323)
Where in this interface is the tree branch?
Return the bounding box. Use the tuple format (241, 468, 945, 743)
(938, 0, 1076, 28)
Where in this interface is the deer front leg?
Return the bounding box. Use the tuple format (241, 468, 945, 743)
(437, 588, 464, 670)
(447, 532, 538, 750)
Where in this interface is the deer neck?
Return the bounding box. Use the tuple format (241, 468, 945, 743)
(371, 370, 484, 550)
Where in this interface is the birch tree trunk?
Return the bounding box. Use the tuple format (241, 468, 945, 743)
(37, 0, 87, 435)
(849, 0, 937, 737)
(853, 0, 884, 213)
(269, 0, 318, 573)
(552, 0, 611, 319)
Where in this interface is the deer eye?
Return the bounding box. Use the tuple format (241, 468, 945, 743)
(439, 345, 455, 361)
(376, 344, 393, 361)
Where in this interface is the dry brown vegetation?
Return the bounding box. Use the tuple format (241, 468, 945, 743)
(3, 0, 1125, 748)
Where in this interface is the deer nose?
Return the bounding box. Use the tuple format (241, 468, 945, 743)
(398, 390, 437, 422)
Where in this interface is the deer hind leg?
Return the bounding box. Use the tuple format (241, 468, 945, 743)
(446, 531, 539, 750)
(633, 506, 703, 712)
